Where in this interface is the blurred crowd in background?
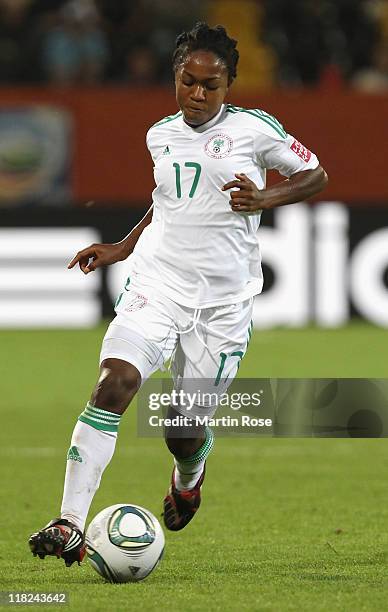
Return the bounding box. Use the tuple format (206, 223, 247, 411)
(0, 0, 387, 92)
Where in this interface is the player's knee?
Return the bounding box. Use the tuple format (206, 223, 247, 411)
(165, 436, 204, 459)
(91, 359, 141, 414)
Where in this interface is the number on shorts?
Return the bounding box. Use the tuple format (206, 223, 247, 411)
(215, 351, 244, 386)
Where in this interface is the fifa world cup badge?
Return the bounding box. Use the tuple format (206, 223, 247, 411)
(124, 291, 148, 312)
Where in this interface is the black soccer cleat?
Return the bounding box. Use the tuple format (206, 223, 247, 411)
(28, 518, 86, 567)
(163, 465, 206, 531)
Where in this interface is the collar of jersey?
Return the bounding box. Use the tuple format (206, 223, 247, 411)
(181, 104, 225, 135)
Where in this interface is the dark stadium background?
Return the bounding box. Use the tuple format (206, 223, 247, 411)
(1, 0, 387, 330)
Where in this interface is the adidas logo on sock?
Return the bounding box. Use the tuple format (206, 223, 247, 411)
(67, 446, 83, 463)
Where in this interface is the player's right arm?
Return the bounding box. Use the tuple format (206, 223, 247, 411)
(68, 205, 153, 274)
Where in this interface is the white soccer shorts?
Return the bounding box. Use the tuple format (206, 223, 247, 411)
(100, 284, 253, 417)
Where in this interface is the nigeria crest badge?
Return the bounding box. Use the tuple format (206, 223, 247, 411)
(204, 133, 233, 159)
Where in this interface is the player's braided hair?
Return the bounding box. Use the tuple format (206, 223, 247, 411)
(173, 22, 239, 84)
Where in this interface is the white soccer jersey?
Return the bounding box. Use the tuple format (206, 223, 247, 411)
(128, 103, 319, 308)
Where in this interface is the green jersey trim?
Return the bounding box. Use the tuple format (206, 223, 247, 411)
(225, 104, 287, 139)
(151, 111, 183, 128)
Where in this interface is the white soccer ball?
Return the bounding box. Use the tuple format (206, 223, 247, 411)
(85, 504, 165, 583)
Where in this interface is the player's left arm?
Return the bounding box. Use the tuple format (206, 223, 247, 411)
(222, 165, 328, 212)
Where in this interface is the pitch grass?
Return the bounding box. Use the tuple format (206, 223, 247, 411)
(1, 322, 388, 611)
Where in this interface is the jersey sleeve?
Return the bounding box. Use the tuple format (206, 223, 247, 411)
(254, 124, 319, 178)
(145, 128, 157, 164)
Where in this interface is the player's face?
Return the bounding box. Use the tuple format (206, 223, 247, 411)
(175, 50, 229, 126)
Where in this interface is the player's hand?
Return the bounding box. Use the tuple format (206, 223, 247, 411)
(222, 173, 267, 212)
(68, 242, 131, 274)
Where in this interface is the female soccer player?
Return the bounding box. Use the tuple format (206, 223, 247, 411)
(29, 22, 328, 566)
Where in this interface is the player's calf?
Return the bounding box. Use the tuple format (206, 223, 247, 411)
(163, 425, 214, 531)
(91, 358, 141, 413)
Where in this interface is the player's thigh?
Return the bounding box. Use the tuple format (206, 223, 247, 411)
(172, 298, 253, 416)
(180, 298, 253, 381)
(100, 286, 179, 384)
